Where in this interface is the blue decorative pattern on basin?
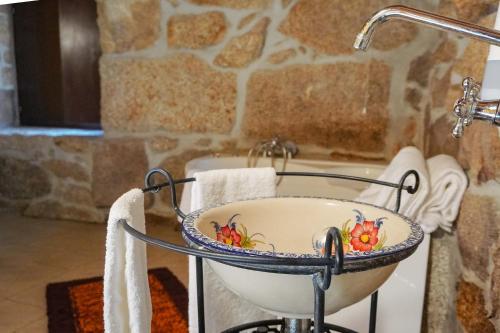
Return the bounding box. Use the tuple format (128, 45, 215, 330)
(182, 196, 424, 272)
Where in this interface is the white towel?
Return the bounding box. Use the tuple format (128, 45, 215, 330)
(356, 146, 430, 221)
(188, 168, 277, 333)
(104, 189, 152, 333)
(416, 155, 468, 233)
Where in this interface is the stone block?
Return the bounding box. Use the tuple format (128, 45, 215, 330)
(267, 48, 297, 64)
(491, 246, 500, 324)
(405, 87, 422, 111)
(431, 69, 452, 109)
(2, 48, 13, 66)
(96, 0, 160, 53)
(238, 13, 257, 30)
(147, 136, 178, 153)
(433, 39, 457, 63)
(54, 184, 95, 207)
(0, 135, 52, 160)
(0, 66, 14, 88)
(408, 39, 457, 88)
(456, 279, 495, 333)
(423, 231, 461, 333)
(168, 12, 227, 49)
(243, 60, 391, 152)
(24, 200, 103, 223)
(0, 136, 50, 163)
(279, 0, 418, 55)
(457, 193, 498, 281)
(53, 136, 92, 154)
(41, 160, 89, 182)
(91, 138, 148, 207)
(0, 196, 28, 212)
(453, 14, 495, 80)
(0, 156, 51, 200)
(0, 16, 11, 46)
(195, 138, 211, 147)
(188, 0, 270, 9)
(452, 0, 498, 22)
(0, 89, 15, 127)
(426, 114, 459, 158)
(100, 54, 237, 133)
(214, 17, 270, 68)
(458, 122, 500, 183)
(408, 51, 434, 87)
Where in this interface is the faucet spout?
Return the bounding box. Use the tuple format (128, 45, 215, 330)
(354, 5, 500, 51)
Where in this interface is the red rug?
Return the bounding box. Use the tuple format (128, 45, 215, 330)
(46, 268, 188, 333)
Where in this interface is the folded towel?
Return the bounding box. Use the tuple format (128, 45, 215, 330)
(356, 146, 430, 221)
(416, 155, 468, 233)
(104, 189, 152, 333)
(188, 168, 276, 333)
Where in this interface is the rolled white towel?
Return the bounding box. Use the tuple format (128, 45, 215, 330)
(416, 155, 468, 233)
(356, 146, 430, 221)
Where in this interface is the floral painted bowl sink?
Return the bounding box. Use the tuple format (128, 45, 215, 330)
(182, 197, 423, 318)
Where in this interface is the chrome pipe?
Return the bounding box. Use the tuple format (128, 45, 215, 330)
(474, 100, 500, 125)
(354, 5, 500, 51)
(283, 318, 312, 333)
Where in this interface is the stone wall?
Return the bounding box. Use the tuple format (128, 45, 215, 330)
(96, 0, 446, 159)
(0, 0, 447, 222)
(0, 5, 16, 127)
(422, 1, 500, 331)
(0, 0, 500, 331)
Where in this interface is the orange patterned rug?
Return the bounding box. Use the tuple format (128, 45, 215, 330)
(46, 268, 188, 333)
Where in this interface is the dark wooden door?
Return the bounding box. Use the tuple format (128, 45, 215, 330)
(13, 0, 101, 128)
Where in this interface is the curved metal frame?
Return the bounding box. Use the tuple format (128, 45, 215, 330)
(120, 167, 420, 333)
(143, 168, 420, 219)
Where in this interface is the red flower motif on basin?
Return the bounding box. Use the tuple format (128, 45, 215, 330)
(215, 223, 242, 247)
(348, 209, 387, 252)
(211, 214, 270, 250)
(315, 209, 388, 255)
(350, 220, 380, 252)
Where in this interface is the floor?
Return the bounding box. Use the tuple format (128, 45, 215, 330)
(0, 212, 188, 332)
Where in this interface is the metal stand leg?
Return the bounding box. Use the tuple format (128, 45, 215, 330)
(368, 291, 378, 333)
(313, 274, 325, 333)
(196, 256, 205, 333)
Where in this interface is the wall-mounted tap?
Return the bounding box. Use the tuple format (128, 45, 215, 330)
(453, 77, 500, 138)
(354, 5, 500, 137)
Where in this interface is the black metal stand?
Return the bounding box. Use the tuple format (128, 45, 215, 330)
(120, 168, 420, 333)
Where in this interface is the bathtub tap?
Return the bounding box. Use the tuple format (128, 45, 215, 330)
(354, 5, 500, 137)
(247, 136, 298, 167)
(247, 137, 298, 184)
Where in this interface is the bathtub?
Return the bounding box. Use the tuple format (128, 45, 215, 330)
(180, 156, 430, 333)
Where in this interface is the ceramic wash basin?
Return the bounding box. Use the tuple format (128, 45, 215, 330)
(180, 156, 430, 331)
(182, 196, 423, 318)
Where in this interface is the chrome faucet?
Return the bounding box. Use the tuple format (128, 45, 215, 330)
(354, 5, 500, 137)
(452, 77, 500, 137)
(247, 137, 298, 185)
(247, 136, 298, 165)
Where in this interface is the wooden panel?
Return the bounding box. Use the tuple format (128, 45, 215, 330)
(13, 0, 64, 127)
(58, 0, 101, 128)
(13, 0, 101, 128)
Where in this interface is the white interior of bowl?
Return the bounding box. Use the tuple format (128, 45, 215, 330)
(194, 197, 411, 256)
